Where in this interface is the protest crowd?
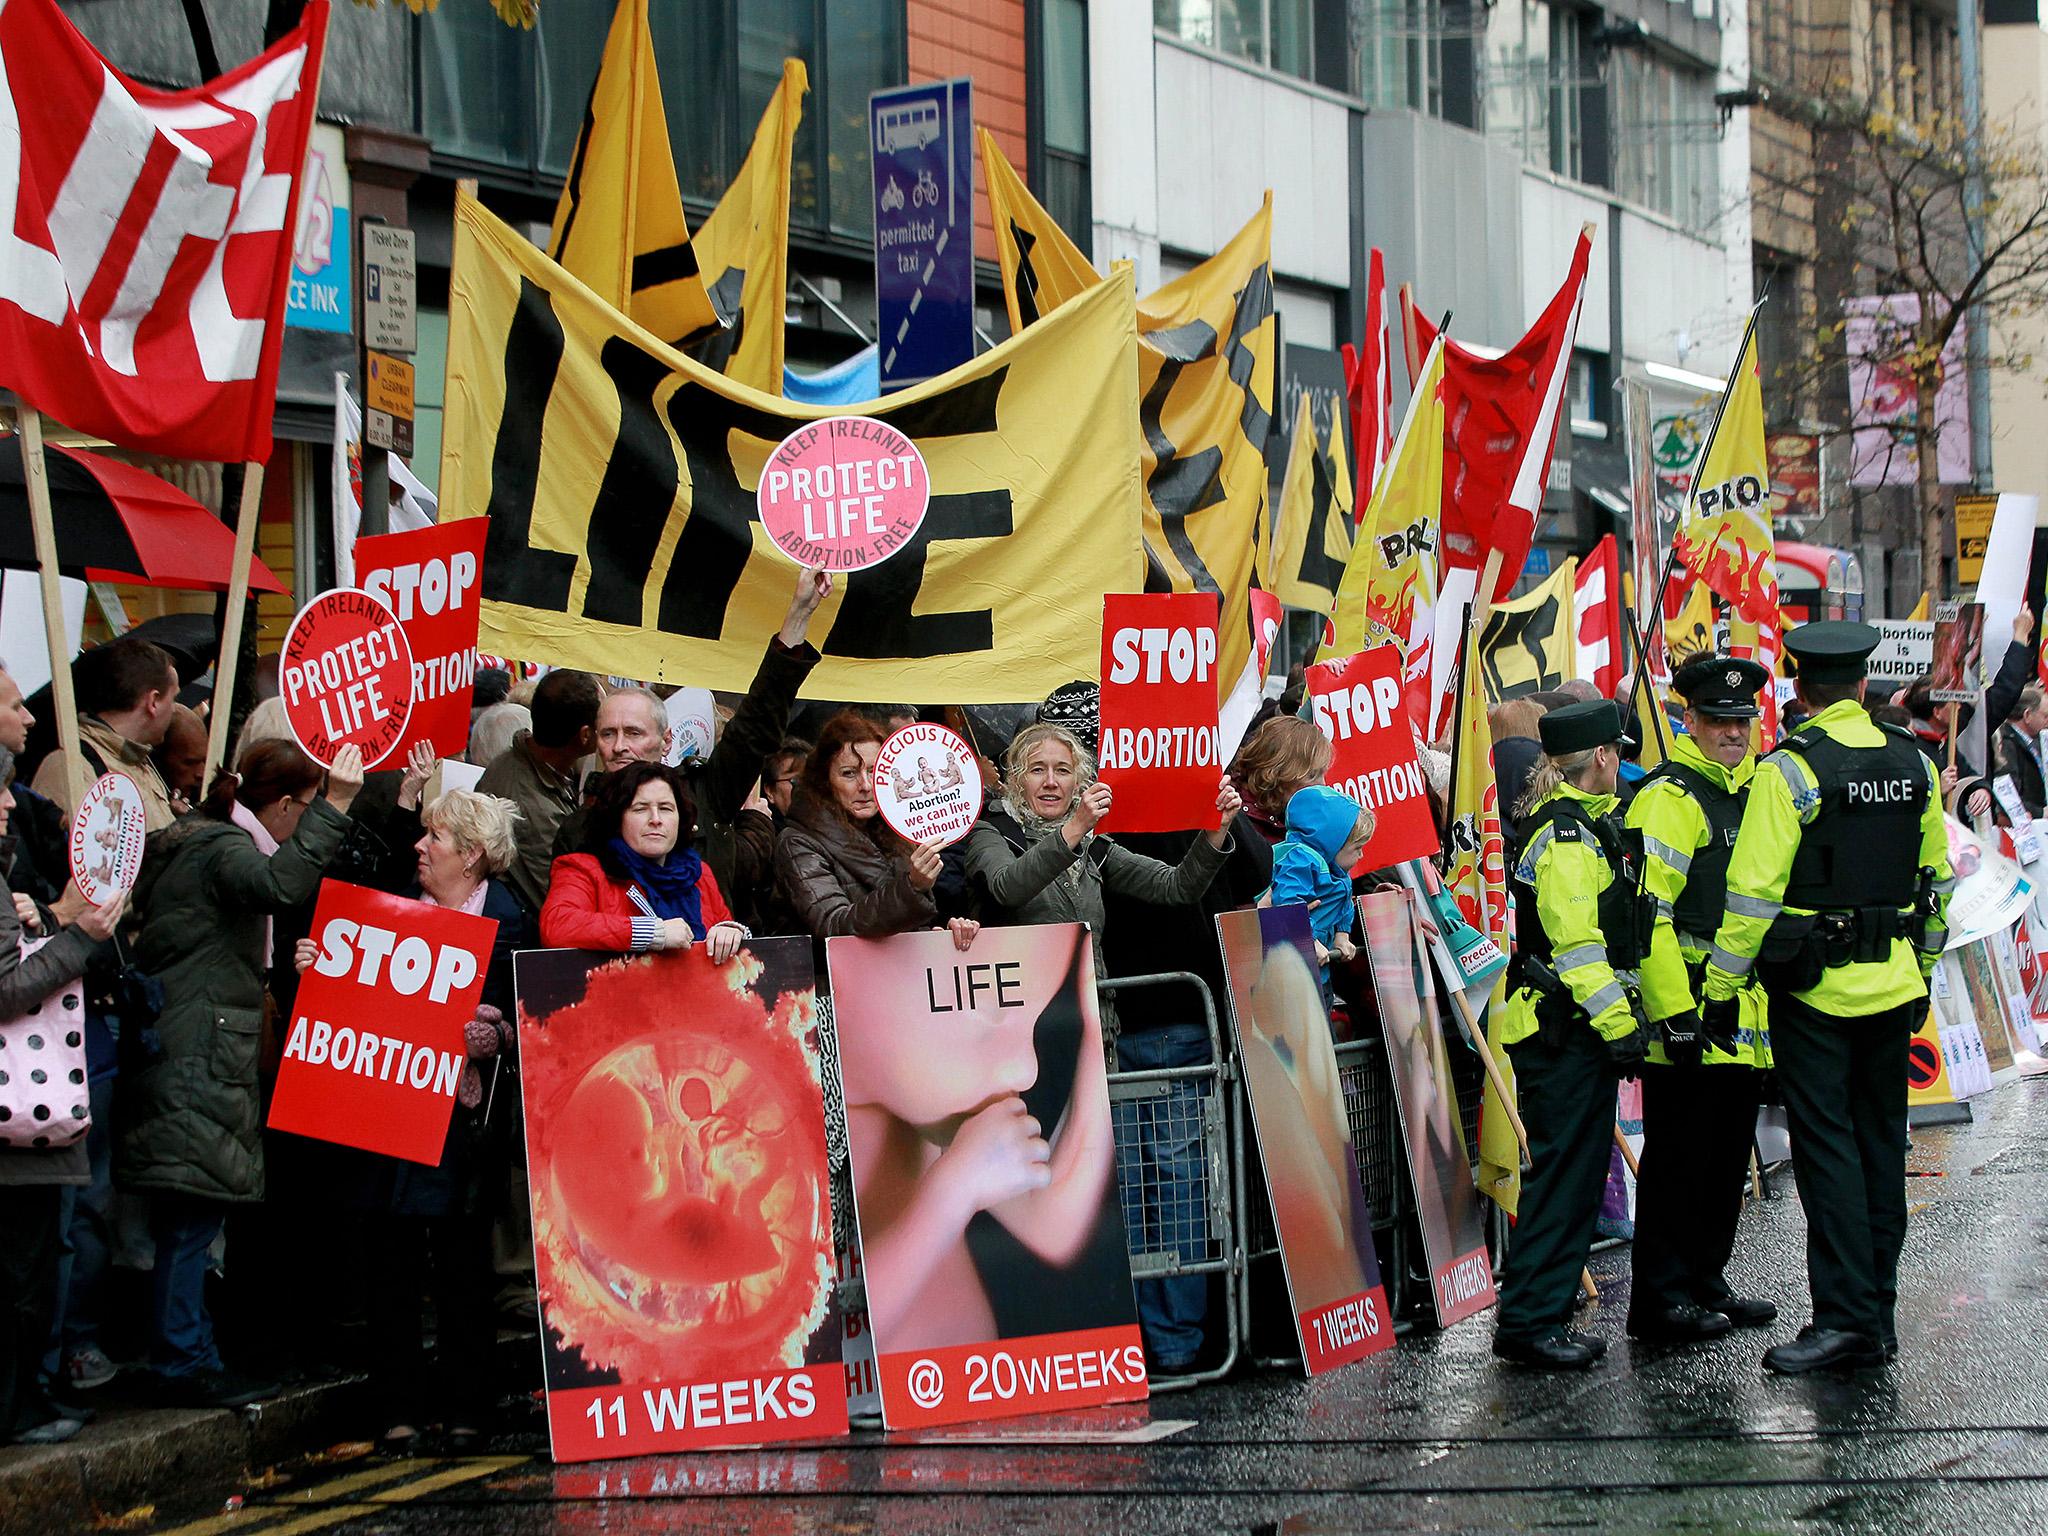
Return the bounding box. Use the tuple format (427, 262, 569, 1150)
(2, 0, 2041, 1471)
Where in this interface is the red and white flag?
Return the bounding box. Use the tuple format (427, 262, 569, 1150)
(0, 0, 328, 462)
(1404, 230, 1594, 607)
(1573, 534, 1623, 698)
(1341, 246, 1393, 521)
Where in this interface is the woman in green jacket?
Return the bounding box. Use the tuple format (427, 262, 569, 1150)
(121, 739, 362, 1409)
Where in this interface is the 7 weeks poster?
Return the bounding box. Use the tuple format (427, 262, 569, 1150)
(514, 941, 845, 1461)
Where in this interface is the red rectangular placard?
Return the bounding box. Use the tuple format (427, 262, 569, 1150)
(355, 517, 491, 761)
(268, 881, 495, 1165)
(1096, 592, 1223, 833)
(1307, 645, 1441, 870)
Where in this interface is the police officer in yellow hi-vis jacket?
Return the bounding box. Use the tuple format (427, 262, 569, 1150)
(1493, 700, 1655, 1370)
(1700, 621, 1952, 1375)
(1625, 654, 1777, 1345)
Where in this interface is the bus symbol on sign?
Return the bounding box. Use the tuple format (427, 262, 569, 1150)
(875, 100, 940, 155)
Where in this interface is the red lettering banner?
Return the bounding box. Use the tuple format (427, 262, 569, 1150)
(874, 1325, 1149, 1430)
(0, 0, 328, 462)
(356, 518, 490, 761)
(547, 1368, 846, 1459)
(268, 881, 495, 1164)
(1306, 646, 1441, 869)
(1298, 1289, 1392, 1372)
(1096, 592, 1223, 833)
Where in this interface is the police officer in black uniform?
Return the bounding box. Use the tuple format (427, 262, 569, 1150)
(1699, 622, 1953, 1373)
(1493, 700, 1655, 1369)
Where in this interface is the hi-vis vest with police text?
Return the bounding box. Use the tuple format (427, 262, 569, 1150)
(1775, 724, 1928, 911)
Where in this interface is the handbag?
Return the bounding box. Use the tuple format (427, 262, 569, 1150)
(0, 937, 91, 1149)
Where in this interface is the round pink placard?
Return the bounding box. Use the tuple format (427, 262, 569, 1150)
(757, 416, 931, 571)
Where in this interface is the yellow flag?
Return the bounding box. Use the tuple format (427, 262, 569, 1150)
(1444, 626, 1508, 949)
(1909, 591, 1931, 620)
(1630, 674, 1672, 772)
(1264, 392, 1353, 615)
(1475, 977, 1520, 1215)
(982, 134, 1274, 719)
(1675, 316, 1776, 626)
(1477, 558, 1580, 704)
(442, 192, 1144, 700)
(546, 0, 718, 346)
(1327, 336, 1447, 728)
(688, 58, 806, 395)
(980, 127, 1098, 331)
(1666, 579, 1717, 668)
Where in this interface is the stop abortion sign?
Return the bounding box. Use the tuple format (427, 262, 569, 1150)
(280, 588, 416, 769)
(757, 416, 930, 571)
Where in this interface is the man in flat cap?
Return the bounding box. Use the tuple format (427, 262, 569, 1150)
(1624, 654, 1778, 1346)
(1494, 699, 1656, 1369)
(1699, 621, 1952, 1374)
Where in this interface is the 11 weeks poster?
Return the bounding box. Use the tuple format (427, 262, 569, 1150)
(514, 941, 845, 1461)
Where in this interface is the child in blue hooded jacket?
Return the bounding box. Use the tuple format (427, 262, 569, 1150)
(1270, 785, 1373, 984)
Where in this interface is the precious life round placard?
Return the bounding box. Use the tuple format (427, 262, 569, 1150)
(874, 724, 980, 848)
(68, 771, 146, 905)
(756, 416, 931, 571)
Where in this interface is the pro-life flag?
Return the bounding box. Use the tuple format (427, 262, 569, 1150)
(547, 0, 720, 347)
(1673, 313, 1777, 627)
(442, 192, 1143, 701)
(982, 136, 1276, 750)
(1340, 246, 1394, 521)
(1326, 337, 1448, 736)
(687, 57, 806, 395)
(1478, 560, 1578, 704)
(1263, 392, 1353, 618)
(1573, 534, 1622, 697)
(0, 0, 329, 462)
(1404, 230, 1593, 605)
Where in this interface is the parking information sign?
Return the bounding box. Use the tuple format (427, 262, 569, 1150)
(870, 78, 974, 393)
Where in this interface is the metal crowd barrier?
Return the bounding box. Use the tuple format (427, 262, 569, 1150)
(1102, 972, 1241, 1393)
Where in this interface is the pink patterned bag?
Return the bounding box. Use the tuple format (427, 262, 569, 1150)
(0, 939, 91, 1150)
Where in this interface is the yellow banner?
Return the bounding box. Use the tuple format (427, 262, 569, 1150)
(1475, 977, 1520, 1215)
(1675, 319, 1776, 625)
(983, 135, 1275, 710)
(546, 0, 718, 347)
(1445, 622, 1508, 948)
(687, 58, 805, 395)
(442, 193, 1143, 701)
(1477, 559, 1579, 704)
(980, 126, 1099, 332)
(1263, 392, 1354, 616)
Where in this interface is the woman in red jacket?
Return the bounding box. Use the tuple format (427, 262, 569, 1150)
(540, 761, 747, 960)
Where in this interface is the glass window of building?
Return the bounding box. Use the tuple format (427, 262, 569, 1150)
(1156, 0, 1349, 91)
(1609, 50, 1718, 230)
(1352, 1, 1452, 114)
(1482, 2, 1587, 181)
(1034, 0, 1092, 253)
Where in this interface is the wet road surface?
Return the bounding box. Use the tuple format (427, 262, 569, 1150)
(141, 1077, 2048, 1534)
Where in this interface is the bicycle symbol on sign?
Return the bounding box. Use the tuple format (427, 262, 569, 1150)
(911, 168, 939, 208)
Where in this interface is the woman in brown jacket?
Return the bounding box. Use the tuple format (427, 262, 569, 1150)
(774, 711, 979, 956)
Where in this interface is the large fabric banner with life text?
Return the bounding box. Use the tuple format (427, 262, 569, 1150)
(514, 941, 845, 1462)
(0, 0, 329, 462)
(442, 193, 1142, 701)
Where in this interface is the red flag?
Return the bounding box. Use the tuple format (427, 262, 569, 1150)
(1405, 232, 1594, 606)
(1340, 247, 1393, 523)
(0, 0, 329, 462)
(1573, 534, 1623, 698)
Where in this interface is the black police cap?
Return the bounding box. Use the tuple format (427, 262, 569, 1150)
(1538, 699, 1626, 756)
(1671, 653, 1771, 719)
(1783, 621, 1881, 683)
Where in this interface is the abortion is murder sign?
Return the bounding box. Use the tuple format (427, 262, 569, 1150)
(1306, 645, 1440, 870)
(268, 882, 496, 1164)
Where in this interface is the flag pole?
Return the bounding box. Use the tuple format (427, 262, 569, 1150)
(18, 407, 85, 816)
(202, 463, 266, 794)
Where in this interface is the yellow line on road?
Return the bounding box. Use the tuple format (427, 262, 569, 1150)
(148, 1456, 524, 1536)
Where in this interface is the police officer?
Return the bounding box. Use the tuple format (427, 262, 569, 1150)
(1624, 654, 1777, 1344)
(1493, 700, 1654, 1369)
(1700, 622, 1952, 1374)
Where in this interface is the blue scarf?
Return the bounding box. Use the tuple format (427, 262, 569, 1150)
(605, 837, 704, 931)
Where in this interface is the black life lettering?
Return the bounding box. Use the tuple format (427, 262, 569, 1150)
(482, 278, 576, 612)
(580, 337, 681, 626)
